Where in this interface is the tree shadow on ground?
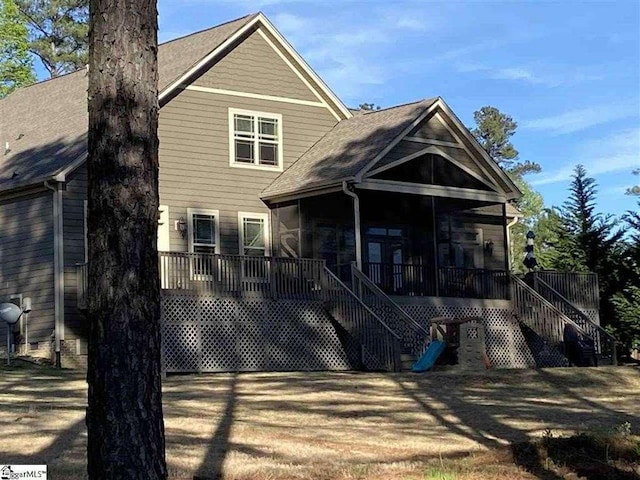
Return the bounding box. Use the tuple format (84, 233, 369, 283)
(192, 373, 238, 480)
(512, 433, 640, 480)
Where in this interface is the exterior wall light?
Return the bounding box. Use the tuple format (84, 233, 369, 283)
(177, 217, 188, 239)
(485, 239, 494, 257)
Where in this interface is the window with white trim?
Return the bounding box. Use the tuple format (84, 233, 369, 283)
(238, 212, 270, 256)
(187, 208, 220, 254)
(229, 108, 283, 170)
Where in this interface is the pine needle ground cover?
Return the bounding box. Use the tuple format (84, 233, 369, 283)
(0, 361, 638, 479)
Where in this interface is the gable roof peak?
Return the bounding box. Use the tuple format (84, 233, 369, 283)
(359, 97, 439, 116)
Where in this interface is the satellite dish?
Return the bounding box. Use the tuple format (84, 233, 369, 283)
(0, 303, 22, 325)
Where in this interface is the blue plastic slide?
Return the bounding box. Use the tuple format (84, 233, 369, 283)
(411, 340, 446, 373)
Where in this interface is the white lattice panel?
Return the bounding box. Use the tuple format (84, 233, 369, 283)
(161, 294, 355, 373)
(162, 323, 200, 372)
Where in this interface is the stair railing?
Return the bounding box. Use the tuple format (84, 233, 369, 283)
(530, 276, 616, 363)
(511, 274, 593, 350)
(351, 264, 430, 358)
(320, 266, 402, 372)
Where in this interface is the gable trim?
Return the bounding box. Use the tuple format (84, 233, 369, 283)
(255, 29, 341, 121)
(53, 152, 88, 182)
(404, 136, 464, 149)
(159, 15, 262, 103)
(159, 13, 352, 121)
(184, 84, 326, 107)
(366, 144, 499, 192)
(430, 111, 503, 192)
(357, 178, 506, 203)
(366, 145, 437, 177)
(355, 100, 440, 182)
(436, 103, 521, 197)
(429, 146, 500, 191)
(257, 14, 352, 120)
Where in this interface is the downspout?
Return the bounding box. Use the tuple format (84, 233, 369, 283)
(44, 180, 64, 367)
(342, 181, 362, 270)
(506, 214, 520, 271)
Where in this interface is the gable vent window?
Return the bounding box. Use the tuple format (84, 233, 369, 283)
(229, 108, 283, 171)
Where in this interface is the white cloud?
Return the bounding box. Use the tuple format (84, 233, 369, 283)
(454, 62, 603, 88)
(521, 103, 638, 135)
(532, 128, 640, 186)
(269, 11, 431, 103)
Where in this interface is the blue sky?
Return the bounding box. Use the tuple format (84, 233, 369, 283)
(155, 0, 639, 217)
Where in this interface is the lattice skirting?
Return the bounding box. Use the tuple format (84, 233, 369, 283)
(161, 294, 358, 373)
(398, 303, 537, 369)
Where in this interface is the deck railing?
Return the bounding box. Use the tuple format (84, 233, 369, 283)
(320, 266, 402, 372)
(362, 263, 510, 299)
(77, 253, 326, 306)
(439, 267, 510, 299)
(511, 274, 591, 349)
(529, 276, 615, 362)
(351, 264, 430, 357)
(158, 252, 326, 299)
(527, 271, 599, 310)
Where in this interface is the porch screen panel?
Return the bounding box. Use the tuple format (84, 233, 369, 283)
(272, 201, 300, 258)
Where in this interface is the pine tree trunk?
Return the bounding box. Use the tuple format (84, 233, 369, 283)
(86, 1, 166, 478)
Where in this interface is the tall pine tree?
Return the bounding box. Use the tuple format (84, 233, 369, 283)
(553, 165, 623, 273)
(470, 105, 545, 271)
(471, 106, 541, 176)
(16, 0, 88, 77)
(0, 0, 35, 97)
(550, 165, 625, 335)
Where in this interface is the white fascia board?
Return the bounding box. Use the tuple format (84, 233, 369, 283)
(355, 100, 441, 182)
(357, 178, 506, 203)
(437, 100, 522, 198)
(256, 13, 352, 120)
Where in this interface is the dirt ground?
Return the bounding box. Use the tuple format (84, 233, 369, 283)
(0, 362, 638, 479)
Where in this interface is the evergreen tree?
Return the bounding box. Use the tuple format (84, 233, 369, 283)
(550, 165, 626, 335)
(16, 0, 88, 77)
(555, 165, 623, 273)
(0, 0, 35, 97)
(471, 106, 541, 175)
(470, 106, 546, 271)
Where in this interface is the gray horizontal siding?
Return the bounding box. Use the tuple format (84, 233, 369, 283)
(258, 27, 346, 119)
(194, 28, 318, 103)
(159, 87, 338, 254)
(0, 190, 54, 343)
(62, 166, 87, 342)
(454, 214, 506, 270)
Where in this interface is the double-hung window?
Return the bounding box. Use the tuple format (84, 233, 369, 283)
(229, 108, 283, 171)
(187, 208, 219, 277)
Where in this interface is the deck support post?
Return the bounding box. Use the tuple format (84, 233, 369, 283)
(431, 196, 439, 297)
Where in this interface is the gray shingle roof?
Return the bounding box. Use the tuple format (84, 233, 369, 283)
(0, 13, 256, 192)
(261, 98, 438, 199)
